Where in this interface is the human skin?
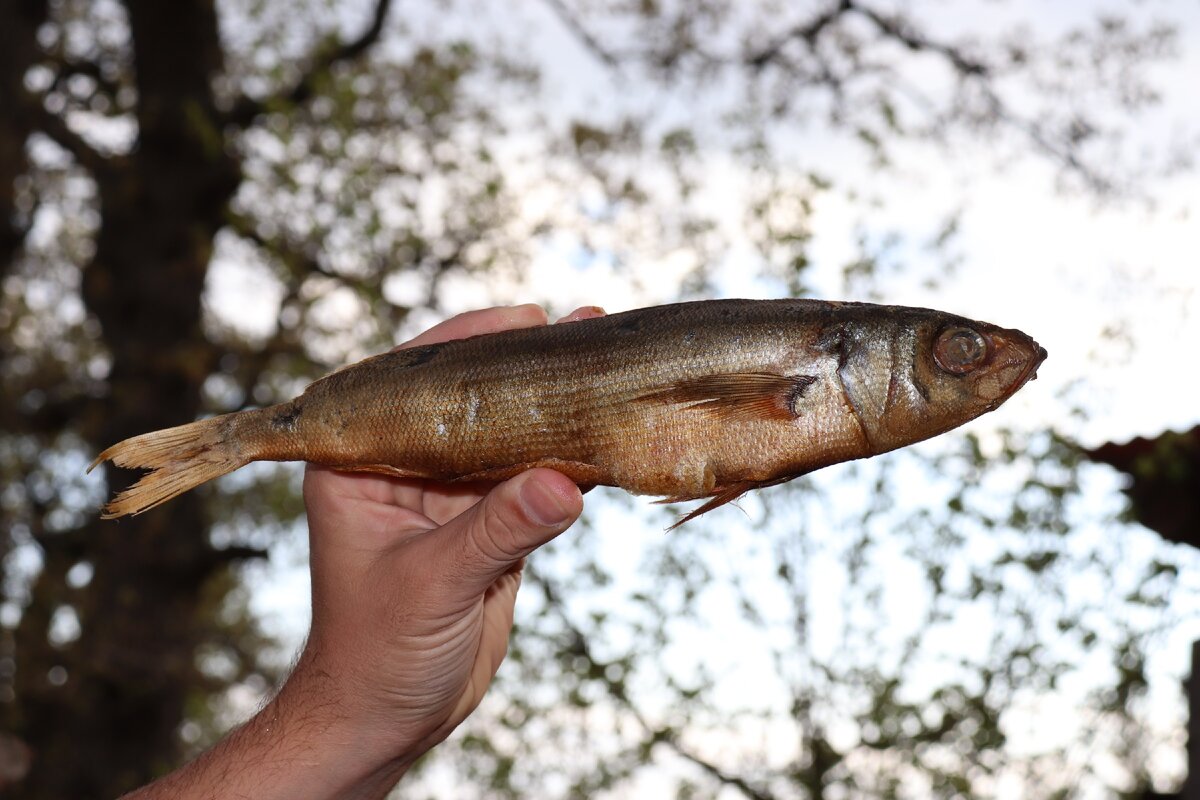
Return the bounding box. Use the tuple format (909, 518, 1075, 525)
(125, 304, 598, 800)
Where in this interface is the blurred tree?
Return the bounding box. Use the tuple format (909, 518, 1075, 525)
(1087, 427, 1200, 551)
(2, 1, 403, 796)
(1085, 430, 1200, 800)
(0, 0, 1194, 798)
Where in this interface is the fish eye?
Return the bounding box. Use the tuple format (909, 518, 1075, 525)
(934, 326, 989, 375)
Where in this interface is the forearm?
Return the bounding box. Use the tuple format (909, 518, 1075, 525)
(123, 667, 415, 800)
(124, 306, 587, 800)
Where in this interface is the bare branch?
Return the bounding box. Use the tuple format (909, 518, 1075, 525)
(666, 742, 778, 800)
(847, 0, 988, 76)
(541, 0, 619, 67)
(0, 203, 33, 277)
(209, 544, 270, 565)
(224, 0, 393, 127)
(529, 567, 782, 800)
(227, 211, 340, 281)
(978, 88, 1111, 192)
(48, 56, 126, 104)
(23, 93, 112, 175)
(221, 322, 306, 412)
(220, 213, 326, 403)
(548, 0, 1113, 191)
(845, 1, 1110, 190)
(747, 0, 852, 69)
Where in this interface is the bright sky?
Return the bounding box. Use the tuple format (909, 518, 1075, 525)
(204, 1, 1200, 794)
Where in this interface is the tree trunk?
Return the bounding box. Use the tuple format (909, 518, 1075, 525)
(0, 0, 47, 276)
(11, 2, 245, 796)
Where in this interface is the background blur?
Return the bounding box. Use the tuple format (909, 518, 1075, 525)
(1, 0, 1199, 797)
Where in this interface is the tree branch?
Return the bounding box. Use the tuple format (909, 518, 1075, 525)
(0, 201, 33, 278)
(747, 0, 853, 69)
(542, 0, 1113, 191)
(209, 545, 270, 565)
(224, 0, 393, 127)
(846, 0, 988, 76)
(220, 213, 326, 405)
(219, 324, 307, 412)
(836, 1, 1109, 189)
(541, 0, 619, 67)
(529, 567, 781, 800)
(226, 211, 340, 282)
(666, 743, 777, 800)
(23, 93, 111, 175)
(978, 88, 1110, 191)
(48, 55, 126, 105)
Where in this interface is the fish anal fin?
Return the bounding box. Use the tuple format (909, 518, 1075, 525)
(661, 473, 803, 530)
(322, 459, 609, 487)
(665, 482, 759, 530)
(653, 493, 702, 505)
(328, 463, 429, 479)
(451, 459, 609, 486)
(640, 373, 818, 422)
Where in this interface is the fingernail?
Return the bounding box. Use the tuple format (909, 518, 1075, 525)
(520, 476, 572, 526)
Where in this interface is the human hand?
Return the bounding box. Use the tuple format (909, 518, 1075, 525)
(124, 304, 599, 800)
(293, 304, 600, 786)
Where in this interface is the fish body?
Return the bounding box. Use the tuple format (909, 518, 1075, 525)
(92, 299, 1047, 524)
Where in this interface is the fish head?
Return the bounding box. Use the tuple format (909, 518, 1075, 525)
(832, 308, 1047, 453)
(917, 315, 1047, 407)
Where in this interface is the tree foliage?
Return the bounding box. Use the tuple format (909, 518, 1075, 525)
(0, 0, 1195, 797)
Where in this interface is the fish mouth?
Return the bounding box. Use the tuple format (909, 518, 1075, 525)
(982, 331, 1047, 409)
(1015, 343, 1049, 387)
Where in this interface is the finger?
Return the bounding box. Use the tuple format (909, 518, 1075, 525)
(396, 304, 548, 351)
(442, 568, 524, 727)
(416, 480, 496, 526)
(304, 465, 432, 544)
(417, 469, 582, 602)
(555, 305, 606, 324)
(305, 463, 408, 508)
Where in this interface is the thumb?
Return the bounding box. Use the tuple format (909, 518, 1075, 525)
(429, 469, 582, 601)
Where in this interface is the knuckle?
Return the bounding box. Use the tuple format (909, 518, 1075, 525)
(469, 503, 525, 565)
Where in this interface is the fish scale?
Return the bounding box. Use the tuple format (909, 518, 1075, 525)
(90, 299, 1046, 527)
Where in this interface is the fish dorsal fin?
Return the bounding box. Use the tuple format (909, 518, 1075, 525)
(639, 372, 818, 422)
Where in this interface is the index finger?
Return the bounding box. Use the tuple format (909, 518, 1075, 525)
(396, 304, 550, 350)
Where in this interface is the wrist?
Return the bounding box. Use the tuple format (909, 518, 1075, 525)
(124, 661, 421, 800)
(256, 657, 424, 798)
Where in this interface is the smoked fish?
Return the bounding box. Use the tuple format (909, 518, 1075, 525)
(90, 299, 1047, 526)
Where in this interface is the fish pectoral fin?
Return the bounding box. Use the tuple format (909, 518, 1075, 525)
(638, 372, 818, 422)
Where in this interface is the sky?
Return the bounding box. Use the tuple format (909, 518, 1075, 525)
(362, 0, 1200, 448)
(201, 0, 1200, 794)
(0, 0, 1190, 791)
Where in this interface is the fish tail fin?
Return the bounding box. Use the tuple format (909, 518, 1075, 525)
(88, 412, 254, 518)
